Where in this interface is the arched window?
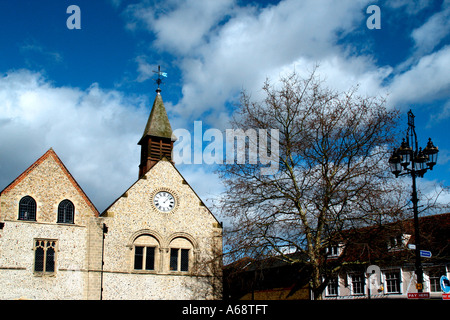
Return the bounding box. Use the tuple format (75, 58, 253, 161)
(133, 235, 160, 271)
(57, 199, 74, 224)
(34, 239, 56, 273)
(18, 196, 36, 221)
(169, 237, 193, 272)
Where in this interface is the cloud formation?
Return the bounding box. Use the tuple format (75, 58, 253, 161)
(124, 0, 450, 126)
(0, 70, 147, 211)
(126, 0, 377, 125)
(1, 0, 449, 217)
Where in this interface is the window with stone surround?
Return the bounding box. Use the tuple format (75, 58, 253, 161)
(169, 237, 193, 272)
(57, 199, 74, 224)
(34, 239, 57, 274)
(133, 235, 159, 272)
(18, 196, 36, 221)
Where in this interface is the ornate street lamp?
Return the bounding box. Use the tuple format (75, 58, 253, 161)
(388, 110, 439, 293)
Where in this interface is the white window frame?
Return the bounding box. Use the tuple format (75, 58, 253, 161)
(383, 269, 402, 294)
(350, 273, 365, 296)
(325, 276, 339, 297)
(326, 243, 344, 258)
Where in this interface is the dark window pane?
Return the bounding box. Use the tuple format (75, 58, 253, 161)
(19, 196, 36, 221)
(58, 200, 74, 224)
(170, 248, 178, 271)
(145, 247, 155, 270)
(180, 249, 189, 271)
(46, 247, 55, 272)
(134, 246, 143, 270)
(35, 247, 44, 272)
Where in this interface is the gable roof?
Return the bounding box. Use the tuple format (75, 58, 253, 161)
(0, 148, 99, 216)
(332, 212, 450, 266)
(100, 159, 222, 226)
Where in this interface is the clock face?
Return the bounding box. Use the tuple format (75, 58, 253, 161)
(153, 191, 175, 212)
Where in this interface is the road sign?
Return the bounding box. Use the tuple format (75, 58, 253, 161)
(443, 293, 450, 300)
(420, 250, 432, 258)
(441, 276, 450, 293)
(408, 292, 430, 299)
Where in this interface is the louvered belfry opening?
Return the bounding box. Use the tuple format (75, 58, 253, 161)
(139, 136, 174, 178)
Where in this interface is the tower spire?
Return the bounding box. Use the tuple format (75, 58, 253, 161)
(138, 66, 175, 178)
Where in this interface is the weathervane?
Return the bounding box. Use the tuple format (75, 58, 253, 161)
(153, 65, 167, 93)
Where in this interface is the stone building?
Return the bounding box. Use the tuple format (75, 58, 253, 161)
(0, 87, 223, 300)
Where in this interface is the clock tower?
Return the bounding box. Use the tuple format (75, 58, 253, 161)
(138, 86, 175, 178)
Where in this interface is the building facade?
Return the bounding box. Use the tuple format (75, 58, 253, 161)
(322, 213, 450, 300)
(0, 88, 223, 300)
(224, 213, 450, 300)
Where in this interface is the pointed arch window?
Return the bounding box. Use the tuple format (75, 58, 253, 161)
(34, 239, 57, 274)
(18, 196, 36, 221)
(57, 199, 74, 224)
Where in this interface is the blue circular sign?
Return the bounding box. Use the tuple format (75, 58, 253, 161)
(441, 276, 450, 293)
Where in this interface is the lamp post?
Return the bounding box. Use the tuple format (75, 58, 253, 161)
(388, 110, 439, 293)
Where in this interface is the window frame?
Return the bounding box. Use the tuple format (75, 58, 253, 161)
(427, 267, 446, 292)
(134, 246, 156, 271)
(34, 239, 57, 275)
(169, 248, 191, 273)
(350, 273, 366, 295)
(326, 276, 339, 296)
(18, 196, 37, 221)
(57, 199, 75, 224)
(384, 270, 402, 294)
(168, 237, 194, 273)
(131, 234, 160, 273)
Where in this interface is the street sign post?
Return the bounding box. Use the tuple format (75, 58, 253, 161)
(419, 250, 432, 258)
(441, 276, 450, 293)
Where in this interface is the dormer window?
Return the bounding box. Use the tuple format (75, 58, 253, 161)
(388, 234, 411, 251)
(326, 244, 343, 258)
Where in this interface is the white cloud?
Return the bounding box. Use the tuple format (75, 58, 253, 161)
(386, 0, 434, 15)
(135, 55, 157, 82)
(0, 70, 149, 212)
(126, 0, 235, 54)
(128, 0, 374, 127)
(54, 0, 448, 216)
(411, 0, 450, 55)
(387, 45, 450, 106)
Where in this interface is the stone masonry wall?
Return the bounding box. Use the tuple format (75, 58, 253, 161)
(0, 150, 100, 300)
(101, 160, 222, 299)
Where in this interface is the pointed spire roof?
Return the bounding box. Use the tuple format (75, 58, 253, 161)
(138, 91, 173, 145)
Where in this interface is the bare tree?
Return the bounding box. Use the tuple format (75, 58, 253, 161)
(217, 69, 407, 299)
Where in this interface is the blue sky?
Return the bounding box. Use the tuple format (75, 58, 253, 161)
(0, 0, 449, 215)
